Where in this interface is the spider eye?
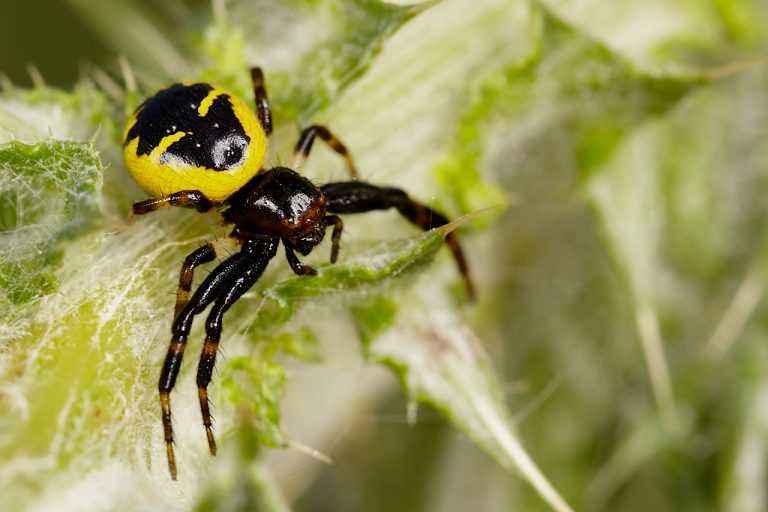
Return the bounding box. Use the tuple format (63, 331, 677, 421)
(212, 133, 248, 169)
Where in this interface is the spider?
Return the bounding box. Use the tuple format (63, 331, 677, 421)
(124, 67, 474, 479)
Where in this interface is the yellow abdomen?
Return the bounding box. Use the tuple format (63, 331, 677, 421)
(123, 83, 268, 203)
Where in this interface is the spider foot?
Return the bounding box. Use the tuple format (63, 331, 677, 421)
(166, 441, 178, 480)
(299, 264, 317, 276)
(206, 426, 217, 456)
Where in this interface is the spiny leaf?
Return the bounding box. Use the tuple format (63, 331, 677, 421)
(219, 356, 289, 448)
(368, 312, 574, 512)
(272, 0, 422, 122)
(263, 228, 446, 306)
(224, 0, 422, 123)
(0, 140, 102, 319)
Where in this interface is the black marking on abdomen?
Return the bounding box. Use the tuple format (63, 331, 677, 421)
(125, 83, 250, 172)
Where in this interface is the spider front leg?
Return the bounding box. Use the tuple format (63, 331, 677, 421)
(283, 215, 343, 273)
(327, 215, 343, 264)
(321, 182, 475, 299)
(131, 190, 214, 217)
(159, 238, 279, 479)
(293, 125, 359, 179)
(284, 244, 318, 276)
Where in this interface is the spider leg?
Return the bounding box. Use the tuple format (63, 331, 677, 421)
(282, 214, 342, 273)
(195, 238, 280, 457)
(284, 244, 318, 276)
(132, 190, 214, 217)
(174, 238, 240, 319)
(158, 238, 278, 479)
(293, 125, 358, 179)
(321, 182, 475, 299)
(175, 244, 217, 319)
(326, 215, 343, 264)
(250, 67, 272, 136)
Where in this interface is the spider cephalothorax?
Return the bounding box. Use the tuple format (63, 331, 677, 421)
(124, 67, 474, 479)
(224, 167, 331, 260)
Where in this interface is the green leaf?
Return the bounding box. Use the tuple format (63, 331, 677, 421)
(368, 311, 574, 512)
(226, 0, 420, 122)
(0, 84, 112, 144)
(264, 228, 446, 305)
(240, 225, 453, 346)
(350, 295, 398, 352)
(219, 356, 289, 448)
(0, 140, 102, 319)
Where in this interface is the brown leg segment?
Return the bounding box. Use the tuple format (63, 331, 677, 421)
(326, 215, 343, 264)
(159, 335, 186, 480)
(131, 190, 214, 217)
(250, 67, 272, 136)
(175, 244, 217, 319)
(293, 125, 359, 179)
(284, 244, 317, 276)
(386, 194, 475, 301)
(197, 336, 219, 455)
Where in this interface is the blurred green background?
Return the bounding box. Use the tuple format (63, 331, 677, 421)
(0, 1, 109, 87)
(0, 0, 215, 87)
